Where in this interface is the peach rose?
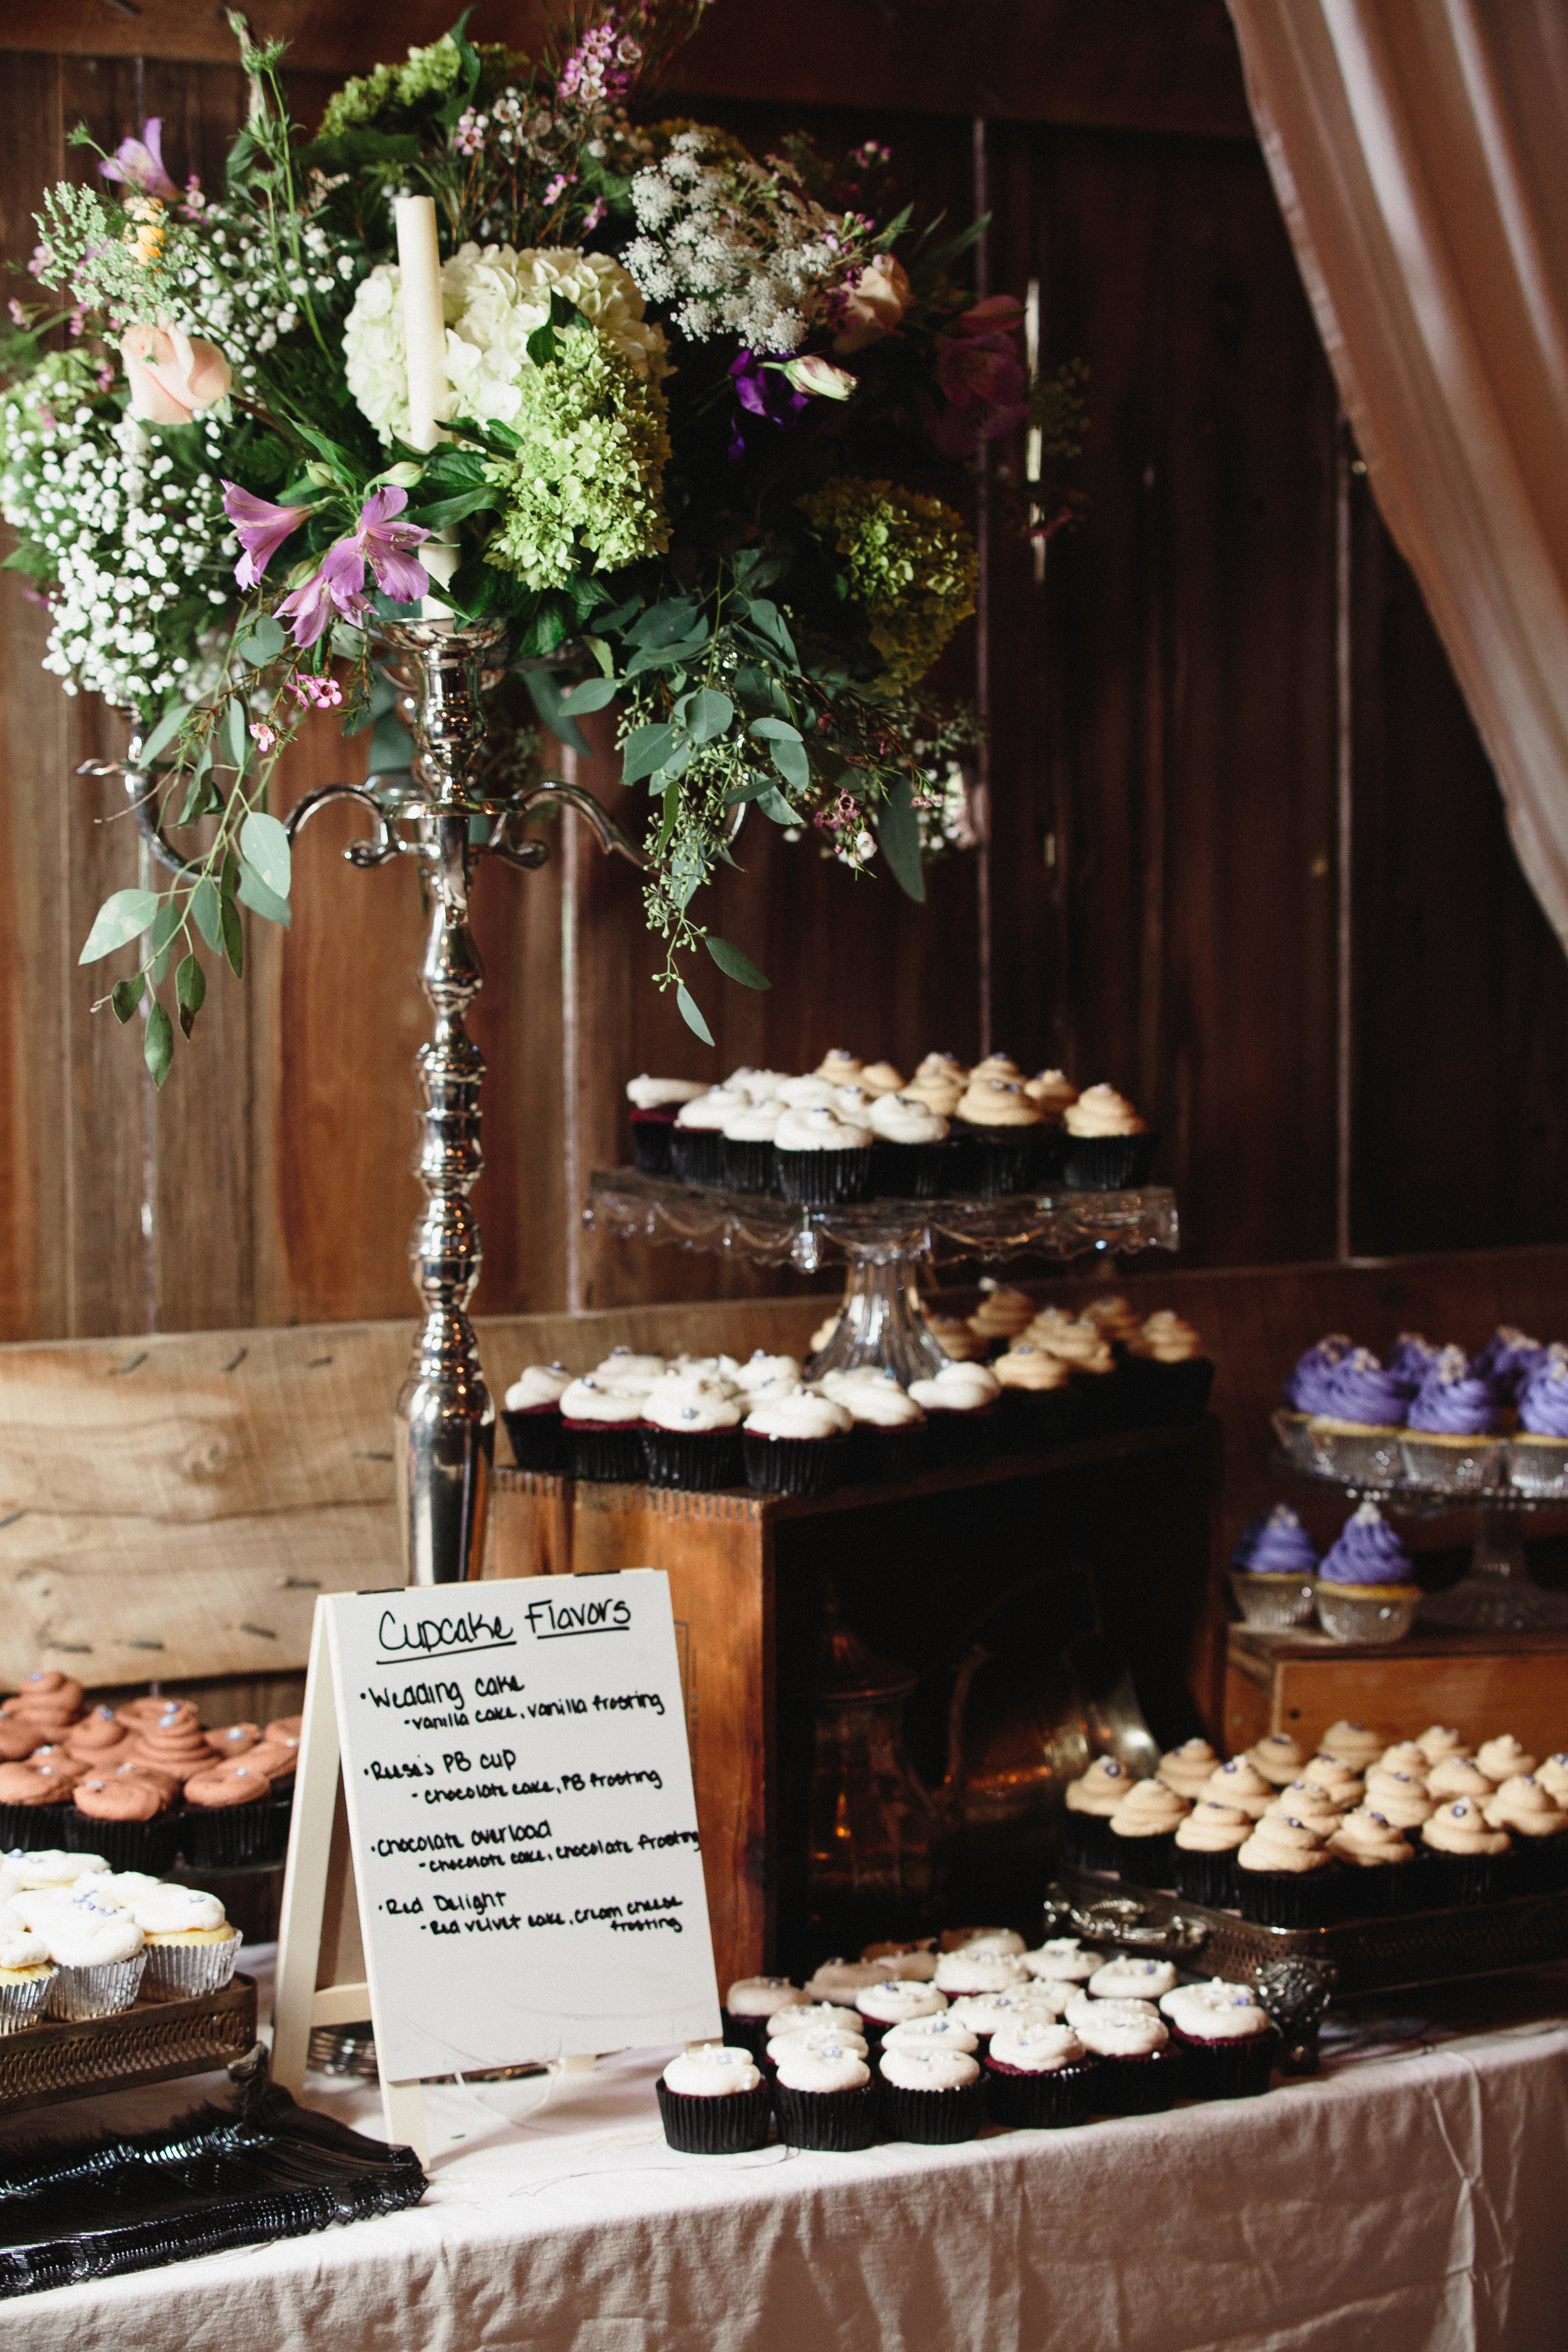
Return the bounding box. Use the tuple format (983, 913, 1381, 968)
(833, 255, 913, 354)
(120, 321, 232, 425)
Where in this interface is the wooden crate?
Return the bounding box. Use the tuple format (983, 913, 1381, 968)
(491, 1420, 1221, 1988)
(1225, 1624, 1568, 1760)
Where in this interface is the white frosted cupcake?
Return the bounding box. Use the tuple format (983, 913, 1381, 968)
(719, 1099, 782, 1195)
(656, 2044, 770, 2153)
(722, 1973, 807, 2057)
(44, 1894, 146, 2018)
(867, 1091, 954, 1199)
(773, 2036, 878, 2150)
(0, 1928, 54, 2033)
(134, 1883, 241, 2000)
(877, 2040, 985, 2144)
(983, 2020, 1096, 2128)
(907, 1361, 1002, 1466)
(1020, 1936, 1096, 1985)
(773, 1104, 874, 1205)
(627, 1074, 706, 1173)
(669, 1088, 747, 1187)
(501, 1360, 572, 1473)
(640, 1372, 744, 1491)
(559, 1372, 648, 1483)
(741, 1385, 852, 1498)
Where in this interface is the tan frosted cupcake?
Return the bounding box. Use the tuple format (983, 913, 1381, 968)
(1234, 1814, 1338, 1927)
(1024, 1068, 1078, 1121)
(1483, 1777, 1568, 1892)
(1172, 1801, 1251, 1907)
(858, 1061, 906, 1097)
(1419, 1796, 1510, 1904)
(925, 1315, 986, 1364)
(1060, 1085, 1154, 1191)
(1124, 1311, 1214, 1426)
(1475, 1734, 1537, 1786)
(993, 1342, 1074, 1446)
(1301, 1754, 1364, 1810)
(1246, 1734, 1307, 1788)
(1327, 1807, 1417, 1915)
(1362, 1769, 1434, 1831)
(1062, 1755, 1138, 1870)
(1318, 1720, 1385, 1774)
(1200, 1758, 1274, 1820)
(1157, 1738, 1222, 1801)
(968, 1283, 1036, 1346)
(1106, 1777, 1189, 1886)
(1029, 1316, 1120, 1434)
(1426, 1757, 1493, 1802)
(1083, 1295, 1143, 1349)
(953, 1078, 1046, 1195)
(1416, 1725, 1472, 1767)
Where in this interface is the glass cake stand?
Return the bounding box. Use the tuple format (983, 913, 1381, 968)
(584, 1169, 1179, 1385)
(1270, 1431, 1568, 1633)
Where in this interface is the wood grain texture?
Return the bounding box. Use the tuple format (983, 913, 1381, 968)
(1224, 1625, 1568, 1762)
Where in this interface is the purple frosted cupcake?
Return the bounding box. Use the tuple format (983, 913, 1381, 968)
(1475, 1324, 1546, 1404)
(501, 1362, 571, 1473)
(1385, 1330, 1441, 1400)
(1512, 1356, 1568, 1496)
(1274, 1334, 1352, 1465)
(1230, 1504, 1318, 1631)
(1308, 1349, 1408, 1482)
(1401, 1347, 1503, 1491)
(626, 1075, 707, 1175)
(1315, 1503, 1421, 1643)
(655, 2044, 772, 2153)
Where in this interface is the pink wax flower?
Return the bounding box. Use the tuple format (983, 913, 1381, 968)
(221, 482, 312, 591)
(278, 486, 430, 649)
(292, 674, 344, 710)
(250, 721, 277, 752)
(99, 118, 181, 204)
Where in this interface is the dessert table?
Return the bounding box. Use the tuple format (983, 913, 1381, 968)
(6, 1952, 1568, 2352)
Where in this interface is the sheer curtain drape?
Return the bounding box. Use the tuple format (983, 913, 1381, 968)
(1226, 0, 1568, 949)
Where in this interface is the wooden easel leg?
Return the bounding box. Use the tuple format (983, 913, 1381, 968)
(272, 1604, 342, 2097)
(381, 2075, 430, 2163)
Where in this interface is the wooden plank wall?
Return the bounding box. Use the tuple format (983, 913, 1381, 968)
(3, 4, 1567, 1350)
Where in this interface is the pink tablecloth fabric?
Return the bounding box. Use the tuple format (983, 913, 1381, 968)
(6, 1960, 1568, 2352)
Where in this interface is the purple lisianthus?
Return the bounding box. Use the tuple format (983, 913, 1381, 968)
(221, 482, 312, 591)
(727, 350, 810, 461)
(277, 485, 430, 649)
(1233, 1504, 1319, 1578)
(1283, 1334, 1351, 1414)
(1519, 1357, 1568, 1439)
(99, 118, 181, 204)
(1319, 1502, 1413, 1588)
(1322, 1348, 1409, 1430)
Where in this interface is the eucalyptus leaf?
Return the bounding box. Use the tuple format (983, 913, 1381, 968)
(138, 704, 191, 766)
(706, 935, 770, 990)
(238, 615, 286, 667)
(683, 689, 734, 745)
(240, 810, 292, 899)
(524, 670, 591, 758)
(877, 775, 927, 904)
(757, 786, 801, 825)
(558, 675, 618, 717)
(627, 598, 701, 648)
(148, 901, 181, 985)
(220, 894, 245, 978)
(222, 696, 250, 775)
(191, 876, 223, 953)
(676, 983, 714, 1047)
(238, 861, 292, 928)
(110, 975, 145, 1024)
(78, 888, 160, 965)
(622, 723, 681, 786)
(176, 951, 206, 1038)
(144, 999, 174, 1088)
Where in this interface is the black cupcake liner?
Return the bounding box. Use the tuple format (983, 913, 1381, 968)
(984, 2057, 1096, 2130)
(923, 1404, 1000, 1470)
(62, 1808, 181, 1875)
(1510, 1835, 1568, 1896)
(1108, 1831, 1175, 1890)
(641, 1426, 745, 1491)
(177, 1789, 294, 1870)
(1333, 1861, 1417, 1919)
(629, 1112, 677, 1175)
(1059, 1131, 1158, 1193)
(847, 1422, 928, 1486)
(1172, 2025, 1279, 2102)
(1068, 1369, 1125, 1439)
(501, 1406, 566, 1474)
(0, 1803, 73, 1852)
(720, 1138, 778, 1195)
(1089, 2045, 1179, 2116)
(955, 1128, 1050, 1198)
(743, 1430, 849, 1498)
(773, 2079, 880, 2151)
(867, 1140, 955, 1200)
(719, 2011, 775, 2063)
(879, 2077, 986, 2144)
(996, 1385, 1081, 1453)
(1061, 1812, 1118, 1873)
(668, 1129, 727, 1187)
(775, 1148, 874, 1207)
(1235, 1864, 1341, 1929)
(564, 1421, 645, 1483)
(1172, 1846, 1242, 1910)
(1417, 1848, 1509, 1907)
(656, 2078, 773, 2154)
(1120, 1355, 1216, 1429)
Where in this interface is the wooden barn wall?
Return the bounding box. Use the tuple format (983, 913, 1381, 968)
(1, 3, 1565, 1345)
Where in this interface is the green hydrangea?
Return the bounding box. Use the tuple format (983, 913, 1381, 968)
(483, 325, 670, 591)
(799, 477, 978, 690)
(319, 36, 530, 137)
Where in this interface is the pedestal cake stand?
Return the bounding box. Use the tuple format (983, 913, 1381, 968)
(584, 1170, 1179, 1384)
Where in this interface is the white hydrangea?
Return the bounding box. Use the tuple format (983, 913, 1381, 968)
(343, 243, 667, 445)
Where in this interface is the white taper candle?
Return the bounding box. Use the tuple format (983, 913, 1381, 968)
(393, 193, 458, 608)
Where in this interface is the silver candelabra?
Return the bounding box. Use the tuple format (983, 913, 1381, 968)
(115, 618, 640, 1586)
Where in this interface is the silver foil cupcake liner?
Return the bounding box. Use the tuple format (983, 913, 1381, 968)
(0, 1969, 55, 2034)
(46, 1951, 147, 2020)
(142, 1931, 241, 2003)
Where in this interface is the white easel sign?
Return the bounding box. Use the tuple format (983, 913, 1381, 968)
(312, 1572, 720, 2085)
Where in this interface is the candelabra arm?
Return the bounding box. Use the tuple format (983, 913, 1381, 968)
(284, 781, 406, 868)
(511, 778, 647, 866)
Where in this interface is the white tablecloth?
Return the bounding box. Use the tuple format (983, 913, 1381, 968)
(7, 1957, 1568, 2352)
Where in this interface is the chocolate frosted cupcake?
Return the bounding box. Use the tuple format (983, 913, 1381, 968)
(867, 1091, 953, 1199)
(906, 1362, 1002, 1467)
(953, 1076, 1047, 1195)
(1123, 1312, 1214, 1427)
(1327, 1807, 1417, 1915)
(66, 1769, 180, 1875)
(1073, 1998, 1177, 2114)
(1172, 1800, 1251, 1907)
(721, 1974, 807, 2060)
(1401, 1348, 1503, 1492)
(559, 1372, 649, 1483)
(626, 1075, 707, 1175)
(641, 1370, 744, 1491)
(669, 1088, 746, 1188)
(133, 1700, 215, 1788)
(63, 1706, 134, 1770)
(656, 2044, 771, 2153)
(1161, 1981, 1279, 2101)
(1, 1671, 84, 1745)
(773, 1104, 874, 1205)
(1059, 1085, 1155, 1192)
(501, 1361, 572, 1473)
(772, 2037, 878, 2151)
(1483, 1776, 1568, 1893)
(993, 1342, 1076, 1449)
(1062, 1755, 1135, 1871)
(822, 1371, 927, 1485)
(1106, 1777, 1189, 1887)
(1234, 1814, 1339, 1927)
(985, 2021, 1096, 2129)
(0, 1762, 78, 1851)
(1419, 1796, 1510, 1905)
(180, 1759, 289, 1868)
(742, 1385, 852, 1498)
(876, 2041, 985, 2143)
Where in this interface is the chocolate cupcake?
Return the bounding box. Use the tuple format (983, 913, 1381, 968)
(559, 1372, 649, 1483)
(669, 1088, 747, 1187)
(1019, 1936, 1096, 1987)
(1199, 1757, 1275, 1821)
(867, 1091, 953, 1199)
(992, 1342, 1077, 1449)
(63, 1705, 134, 1770)
(180, 1759, 290, 1869)
(1106, 1778, 1190, 1887)
(820, 1371, 928, 1485)
(773, 1105, 874, 1206)
(952, 1077, 1047, 1195)
(1061, 1755, 1135, 1872)
(763, 2005, 866, 2070)
(1123, 1312, 1214, 1426)
(1084, 1956, 1177, 2006)
(204, 1724, 262, 1766)
(716, 1099, 780, 1195)
(1483, 1776, 1568, 1893)
(853, 1978, 948, 2048)
(1161, 1981, 1279, 2100)
(641, 1370, 744, 1491)
(742, 1385, 852, 1497)
(1172, 1800, 1251, 1908)
(1154, 1739, 1222, 1801)
(1234, 1814, 1340, 1927)
(66, 1768, 180, 1875)
(1073, 1998, 1177, 2114)
(968, 1285, 1038, 1355)
(0, 1761, 78, 1851)
(1, 1671, 84, 1745)
(1059, 1085, 1155, 1192)
(984, 2020, 1096, 2129)
(501, 1362, 572, 1473)
(721, 1974, 808, 2060)
(1327, 1806, 1417, 1915)
(771, 2037, 879, 2151)
(1475, 1734, 1538, 1786)
(625, 1076, 707, 1175)
(906, 1362, 1002, 1466)
(655, 2044, 772, 2153)
(1028, 1315, 1121, 1435)
(1419, 1796, 1510, 1905)
(876, 2041, 985, 2143)
(133, 1701, 213, 1787)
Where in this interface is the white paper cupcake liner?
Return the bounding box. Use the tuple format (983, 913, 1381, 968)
(46, 1951, 147, 2020)
(142, 1932, 241, 2002)
(0, 1970, 55, 2034)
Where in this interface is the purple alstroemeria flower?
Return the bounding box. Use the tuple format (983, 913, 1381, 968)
(277, 486, 431, 649)
(221, 481, 312, 591)
(727, 350, 811, 462)
(99, 118, 181, 204)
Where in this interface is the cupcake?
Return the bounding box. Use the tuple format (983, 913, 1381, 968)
(1327, 1808, 1417, 1915)
(625, 1075, 707, 1175)
(1199, 1759, 1275, 1821)
(1263, 1782, 1345, 1839)
(815, 1049, 864, 1086)
(0, 1928, 54, 2033)
(763, 2002, 866, 2059)
(1425, 1757, 1493, 1802)
(1072, 1998, 1177, 2114)
(1378, 1740, 1429, 1776)
(859, 1061, 906, 1097)
(876, 2041, 985, 2143)
(1476, 1734, 1538, 1786)
(1483, 1777, 1568, 1892)
(953, 1078, 1046, 1195)
(861, 1938, 938, 1978)
(970, 1052, 1024, 1084)
(775, 1074, 839, 1111)
(655, 2044, 771, 2153)
(1059, 1084, 1155, 1192)
(726, 1066, 788, 1102)
(853, 1978, 948, 2045)
(1157, 1738, 1223, 1801)
(1419, 1796, 1510, 1905)
(943, 1928, 1025, 1958)
(135, 1700, 220, 1786)
(1273, 1335, 1352, 1463)
(923, 1315, 986, 1364)
(1362, 1771, 1434, 1833)
(1315, 1504, 1421, 1643)
(882, 2012, 980, 2058)
(134, 1883, 241, 2000)
(867, 1092, 953, 1199)
(1300, 1755, 1365, 1810)
(741, 1385, 852, 1498)
(721, 1974, 807, 2060)
(1160, 1981, 1278, 2100)
(932, 1948, 1028, 2001)
(1387, 1331, 1443, 1400)
(1509, 1359, 1568, 1497)
(669, 1088, 746, 1187)
(641, 1370, 745, 1491)
(1106, 1777, 1190, 1886)
(67, 1769, 180, 1875)
(968, 1284, 1037, 1351)
(1123, 1313, 1214, 1427)
(1475, 1324, 1545, 1402)
(731, 1351, 803, 1403)
(1245, 1734, 1308, 1789)
(1318, 1720, 1385, 1773)
(1308, 1351, 1409, 1483)
(0, 1848, 107, 1899)
(0, 1723, 40, 1764)
(772, 2035, 878, 2150)
(1024, 1069, 1078, 1123)
(1235, 1815, 1339, 1926)
(802, 1957, 899, 2005)
(64, 1706, 135, 1768)
(1083, 1295, 1145, 1352)
(501, 1362, 572, 1473)
(950, 1983, 1074, 2044)
(181, 1760, 289, 1868)
(823, 1371, 927, 1485)
(984, 2021, 1096, 2129)
(1020, 1936, 1096, 1986)
(1172, 1801, 1252, 1908)
(1537, 1754, 1568, 1806)
(903, 1057, 967, 1120)
(1401, 1348, 1504, 1491)
(1086, 1956, 1177, 2003)
(1417, 1724, 1472, 1767)
(719, 1098, 781, 1195)
(906, 1362, 1002, 1466)
(992, 1343, 1076, 1449)
(43, 1891, 146, 2019)
(204, 1724, 262, 1764)
(773, 1106, 874, 1205)
(1062, 1756, 1136, 1871)
(0, 1761, 78, 1850)
(558, 1373, 649, 1483)
(1028, 1316, 1121, 1435)
(2, 1671, 83, 1740)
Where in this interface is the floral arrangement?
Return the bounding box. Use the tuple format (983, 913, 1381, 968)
(0, 5, 1080, 1076)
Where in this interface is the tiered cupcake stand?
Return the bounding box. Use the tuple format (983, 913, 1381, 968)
(585, 1170, 1180, 1384)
